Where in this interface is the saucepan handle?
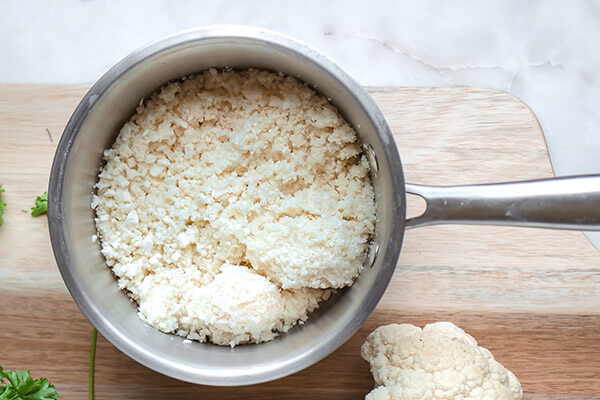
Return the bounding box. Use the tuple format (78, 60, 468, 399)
(405, 175, 600, 231)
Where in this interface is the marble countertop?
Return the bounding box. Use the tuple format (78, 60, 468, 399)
(1, 0, 598, 248)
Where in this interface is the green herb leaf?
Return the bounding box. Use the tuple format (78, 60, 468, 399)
(0, 363, 60, 399)
(0, 185, 6, 226)
(30, 192, 48, 217)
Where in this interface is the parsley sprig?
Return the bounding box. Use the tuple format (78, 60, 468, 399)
(0, 363, 59, 399)
(30, 192, 47, 217)
(89, 328, 97, 400)
(0, 185, 6, 226)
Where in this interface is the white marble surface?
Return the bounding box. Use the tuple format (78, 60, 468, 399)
(1, 0, 599, 248)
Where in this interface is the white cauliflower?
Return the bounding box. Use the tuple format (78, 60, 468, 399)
(361, 322, 522, 400)
(93, 69, 376, 345)
(138, 264, 331, 346)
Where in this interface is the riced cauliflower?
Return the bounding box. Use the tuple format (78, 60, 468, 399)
(361, 322, 522, 400)
(92, 68, 376, 345)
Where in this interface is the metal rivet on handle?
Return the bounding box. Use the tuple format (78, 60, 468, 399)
(365, 144, 379, 173)
(366, 241, 379, 268)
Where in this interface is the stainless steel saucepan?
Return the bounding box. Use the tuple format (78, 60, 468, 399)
(48, 26, 600, 386)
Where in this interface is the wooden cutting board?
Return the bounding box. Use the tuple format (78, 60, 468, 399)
(0, 85, 598, 400)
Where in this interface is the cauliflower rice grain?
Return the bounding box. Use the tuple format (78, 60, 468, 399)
(92, 68, 376, 345)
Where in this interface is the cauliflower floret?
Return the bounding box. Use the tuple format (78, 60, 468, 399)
(361, 322, 522, 400)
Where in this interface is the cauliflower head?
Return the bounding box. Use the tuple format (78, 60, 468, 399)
(360, 322, 522, 400)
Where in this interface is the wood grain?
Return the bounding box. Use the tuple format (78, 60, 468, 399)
(0, 85, 598, 399)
